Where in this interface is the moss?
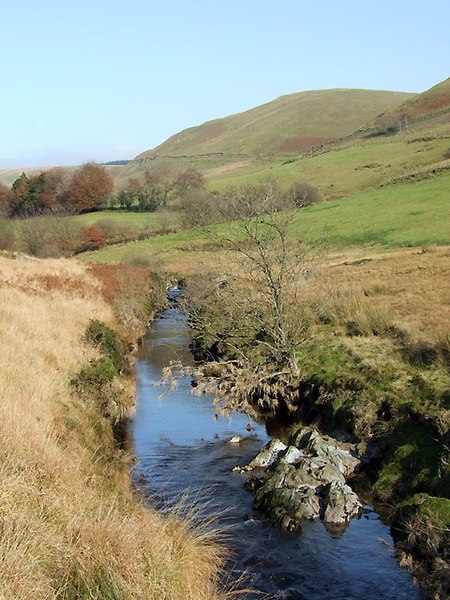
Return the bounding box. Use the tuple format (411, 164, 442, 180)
(374, 418, 447, 501)
(75, 357, 117, 388)
(392, 493, 450, 542)
(85, 319, 129, 374)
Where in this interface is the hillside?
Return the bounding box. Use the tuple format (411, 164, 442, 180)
(367, 77, 450, 133)
(205, 78, 450, 199)
(0, 166, 52, 187)
(121, 89, 412, 184)
(0, 164, 123, 187)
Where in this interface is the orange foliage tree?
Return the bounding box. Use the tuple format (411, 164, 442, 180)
(66, 162, 113, 212)
(0, 183, 13, 214)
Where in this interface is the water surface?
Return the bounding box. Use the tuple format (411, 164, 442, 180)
(131, 297, 420, 599)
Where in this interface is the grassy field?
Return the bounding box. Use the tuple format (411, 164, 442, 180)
(290, 171, 450, 247)
(0, 255, 225, 600)
(74, 209, 177, 229)
(80, 172, 450, 273)
(207, 121, 450, 196)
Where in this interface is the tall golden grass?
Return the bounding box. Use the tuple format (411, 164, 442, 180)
(310, 245, 450, 341)
(0, 255, 225, 599)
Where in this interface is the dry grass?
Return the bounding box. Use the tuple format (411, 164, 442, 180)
(305, 245, 450, 343)
(178, 243, 450, 346)
(0, 254, 225, 599)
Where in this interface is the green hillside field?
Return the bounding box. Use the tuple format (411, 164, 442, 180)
(80, 171, 450, 269)
(120, 89, 412, 187)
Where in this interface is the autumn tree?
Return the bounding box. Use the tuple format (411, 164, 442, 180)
(9, 172, 48, 216)
(65, 162, 113, 212)
(173, 168, 205, 197)
(40, 168, 71, 212)
(0, 183, 13, 215)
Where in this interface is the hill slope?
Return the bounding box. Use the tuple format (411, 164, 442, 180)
(205, 78, 450, 199)
(123, 89, 412, 184)
(367, 77, 450, 133)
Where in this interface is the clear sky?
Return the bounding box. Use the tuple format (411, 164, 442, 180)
(1, 0, 449, 168)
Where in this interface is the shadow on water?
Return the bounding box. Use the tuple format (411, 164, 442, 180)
(131, 293, 421, 600)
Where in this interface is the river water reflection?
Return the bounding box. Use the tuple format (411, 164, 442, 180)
(131, 297, 420, 599)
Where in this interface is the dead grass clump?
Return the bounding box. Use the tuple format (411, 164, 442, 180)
(0, 255, 225, 600)
(313, 288, 394, 336)
(88, 262, 166, 335)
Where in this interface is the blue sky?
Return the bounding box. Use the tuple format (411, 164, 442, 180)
(1, 0, 449, 168)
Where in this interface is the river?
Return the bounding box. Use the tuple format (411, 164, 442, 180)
(131, 292, 421, 599)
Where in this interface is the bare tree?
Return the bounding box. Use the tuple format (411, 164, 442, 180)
(183, 182, 314, 415)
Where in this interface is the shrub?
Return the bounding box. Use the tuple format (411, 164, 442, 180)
(92, 218, 135, 244)
(85, 226, 106, 250)
(75, 356, 117, 388)
(284, 181, 321, 208)
(0, 218, 16, 251)
(85, 320, 129, 374)
(74, 226, 106, 253)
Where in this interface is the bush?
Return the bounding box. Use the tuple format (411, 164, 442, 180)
(74, 226, 106, 253)
(75, 356, 117, 388)
(284, 181, 321, 208)
(92, 218, 134, 244)
(0, 218, 16, 251)
(85, 320, 129, 374)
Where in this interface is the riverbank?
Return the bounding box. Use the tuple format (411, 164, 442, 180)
(0, 253, 226, 600)
(183, 245, 450, 599)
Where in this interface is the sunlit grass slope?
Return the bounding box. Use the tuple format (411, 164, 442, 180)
(368, 76, 450, 130)
(206, 78, 450, 196)
(120, 89, 411, 185)
(0, 255, 224, 600)
(208, 120, 450, 198)
(81, 172, 450, 275)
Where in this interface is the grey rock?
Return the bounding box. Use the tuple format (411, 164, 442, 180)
(248, 438, 287, 469)
(282, 445, 305, 464)
(322, 480, 362, 523)
(244, 426, 363, 529)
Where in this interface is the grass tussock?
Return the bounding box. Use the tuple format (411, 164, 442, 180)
(0, 254, 225, 600)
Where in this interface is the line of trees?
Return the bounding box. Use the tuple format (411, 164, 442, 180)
(0, 162, 113, 217)
(177, 177, 321, 228)
(113, 168, 206, 213)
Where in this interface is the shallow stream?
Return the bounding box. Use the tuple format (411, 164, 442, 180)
(131, 294, 420, 599)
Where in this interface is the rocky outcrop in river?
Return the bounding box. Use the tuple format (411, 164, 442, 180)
(235, 426, 362, 532)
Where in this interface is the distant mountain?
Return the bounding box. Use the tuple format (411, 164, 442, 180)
(101, 160, 132, 166)
(131, 88, 412, 167)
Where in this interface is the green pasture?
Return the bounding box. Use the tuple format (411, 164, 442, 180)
(73, 210, 174, 229)
(289, 171, 450, 248)
(208, 124, 450, 198)
(81, 172, 450, 267)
